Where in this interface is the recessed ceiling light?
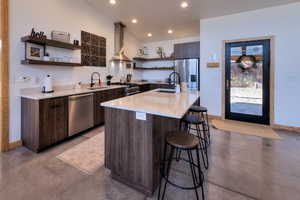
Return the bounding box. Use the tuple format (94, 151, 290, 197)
(109, 0, 116, 5)
(168, 30, 173, 34)
(132, 19, 138, 24)
(147, 33, 152, 37)
(181, 1, 188, 8)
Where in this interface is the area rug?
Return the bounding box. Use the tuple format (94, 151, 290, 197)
(57, 132, 105, 175)
(212, 119, 281, 140)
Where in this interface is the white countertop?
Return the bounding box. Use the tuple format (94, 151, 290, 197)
(20, 85, 126, 100)
(101, 89, 200, 119)
(128, 81, 169, 85)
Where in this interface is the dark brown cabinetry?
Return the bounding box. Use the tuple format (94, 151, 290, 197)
(149, 83, 174, 90)
(94, 91, 107, 126)
(139, 84, 151, 92)
(21, 87, 125, 152)
(94, 88, 125, 126)
(21, 97, 68, 152)
(174, 41, 200, 59)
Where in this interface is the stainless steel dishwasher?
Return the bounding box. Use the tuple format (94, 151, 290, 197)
(68, 93, 94, 136)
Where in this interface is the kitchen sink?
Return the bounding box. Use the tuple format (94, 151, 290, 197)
(156, 90, 176, 94)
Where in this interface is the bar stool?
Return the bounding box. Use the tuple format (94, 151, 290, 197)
(189, 106, 211, 144)
(182, 114, 209, 169)
(158, 131, 205, 200)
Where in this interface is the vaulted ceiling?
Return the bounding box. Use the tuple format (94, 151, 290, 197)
(87, 0, 299, 42)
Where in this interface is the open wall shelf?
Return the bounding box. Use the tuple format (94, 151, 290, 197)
(21, 36, 81, 50)
(134, 67, 174, 71)
(21, 35, 82, 67)
(133, 57, 174, 62)
(21, 59, 82, 67)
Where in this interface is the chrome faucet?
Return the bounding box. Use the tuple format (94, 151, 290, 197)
(90, 72, 101, 87)
(168, 72, 181, 86)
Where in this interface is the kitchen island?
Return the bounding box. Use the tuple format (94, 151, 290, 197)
(101, 89, 200, 196)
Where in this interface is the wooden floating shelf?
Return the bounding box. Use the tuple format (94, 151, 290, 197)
(133, 57, 174, 62)
(21, 36, 81, 50)
(21, 59, 82, 67)
(134, 67, 175, 71)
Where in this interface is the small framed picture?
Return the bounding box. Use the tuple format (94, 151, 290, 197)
(26, 43, 44, 60)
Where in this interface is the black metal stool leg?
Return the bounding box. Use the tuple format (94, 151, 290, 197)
(158, 141, 168, 200)
(160, 146, 175, 200)
(200, 111, 210, 145)
(196, 124, 209, 169)
(188, 149, 199, 185)
(205, 111, 211, 144)
(175, 149, 182, 162)
(159, 131, 206, 200)
(187, 150, 199, 200)
(196, 147, 205, 200)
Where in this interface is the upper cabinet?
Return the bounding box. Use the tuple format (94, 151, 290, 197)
(174, 41, 200, 59)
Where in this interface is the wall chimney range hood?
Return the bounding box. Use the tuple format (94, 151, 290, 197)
(111, 22, 132, 63)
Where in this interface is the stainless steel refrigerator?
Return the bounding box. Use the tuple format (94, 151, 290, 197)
(174, 59, 200, 91)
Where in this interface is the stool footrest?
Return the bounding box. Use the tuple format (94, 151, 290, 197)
(160, 157, 204, 190)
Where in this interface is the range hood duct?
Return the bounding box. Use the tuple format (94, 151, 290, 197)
(111, 22, 132, 62)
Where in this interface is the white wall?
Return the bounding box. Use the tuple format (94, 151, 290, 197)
(200, 3, 300, 127)
(9, 0, 141, 142)
(140, 36, 200, 81)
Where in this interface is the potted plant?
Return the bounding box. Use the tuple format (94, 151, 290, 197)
(43, 52, 50, 61)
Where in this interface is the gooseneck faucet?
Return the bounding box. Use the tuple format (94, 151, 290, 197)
(90, 72, 101, 87)
(168, 72, 181, 86)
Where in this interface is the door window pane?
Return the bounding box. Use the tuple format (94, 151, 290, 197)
(230, 45, 263, 116)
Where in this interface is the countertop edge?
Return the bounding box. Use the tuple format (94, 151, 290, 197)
(20, 86, 127, 100)
(101, 103, 183, 119)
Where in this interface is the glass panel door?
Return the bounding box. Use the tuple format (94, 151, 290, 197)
(225, 40, 270, 124)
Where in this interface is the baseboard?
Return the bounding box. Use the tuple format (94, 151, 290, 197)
(272, 124, 300, 133)
(208, 114, 223, 120)
(8, 140, 22, 150)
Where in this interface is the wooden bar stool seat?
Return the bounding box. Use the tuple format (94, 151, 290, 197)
(167, 131, 200, 149)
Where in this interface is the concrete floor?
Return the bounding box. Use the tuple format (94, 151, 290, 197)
(1, 126, 300, 200)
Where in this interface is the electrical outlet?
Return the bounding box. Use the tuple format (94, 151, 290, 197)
(15, 76, 31, 83)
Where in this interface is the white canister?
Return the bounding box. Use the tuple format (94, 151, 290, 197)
(42, 75, 54, 93)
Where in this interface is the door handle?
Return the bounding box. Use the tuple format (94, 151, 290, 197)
(226, 80, 230, 89)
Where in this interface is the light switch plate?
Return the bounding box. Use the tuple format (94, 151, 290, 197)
(136, 112, 147, 121)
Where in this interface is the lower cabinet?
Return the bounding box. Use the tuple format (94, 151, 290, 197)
(21, 97, 68, 152)
(94, 88, 125, 126)
(21, 87, 125, 152)
(149, 83, 174, 90)
(139, 84, 151, 92)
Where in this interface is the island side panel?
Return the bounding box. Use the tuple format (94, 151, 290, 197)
(104, 107, 182, 196)
(152, 115, 181, 189)
(104, 107, 155, 195)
